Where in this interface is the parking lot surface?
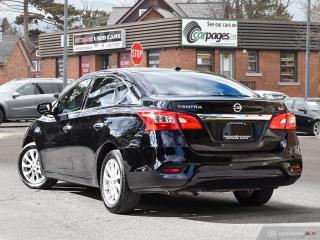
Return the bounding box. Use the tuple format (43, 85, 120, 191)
(0, 122, 319, 240)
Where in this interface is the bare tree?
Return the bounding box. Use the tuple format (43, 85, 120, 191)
(301, 0, 320, 22)
(183, 0, 292, 20)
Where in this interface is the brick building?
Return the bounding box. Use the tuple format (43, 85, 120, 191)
(0, 33, 32, 85)
(38, 0, 320, 97)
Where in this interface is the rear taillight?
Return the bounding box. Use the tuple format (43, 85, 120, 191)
(137, 110, 203, 131)
(160, 168, 182, 174)
(269, 113, 296, 130)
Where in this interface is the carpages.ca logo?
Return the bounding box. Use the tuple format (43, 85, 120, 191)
(183, 21, 233, 44)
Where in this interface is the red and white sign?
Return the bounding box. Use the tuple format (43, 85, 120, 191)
(131, 42, 143, 65)
(80, 55, 91, 76)
(119, 52, 131, 68)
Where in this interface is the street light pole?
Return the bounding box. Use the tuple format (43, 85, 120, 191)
(63, 0, 68, 88)
(305, 0, 311, 99)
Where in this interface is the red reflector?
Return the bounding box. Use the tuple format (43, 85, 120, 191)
(160, 168, 181, 174)
(137, 110, 202, 131)
(290, 164, 301, 170)
(269, 113, 296, 130)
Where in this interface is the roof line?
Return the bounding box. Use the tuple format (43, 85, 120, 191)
(116, 0, 144, 24)
(136, 6, 165, 21)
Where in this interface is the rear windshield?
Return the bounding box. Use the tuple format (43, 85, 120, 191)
(137, 71, 256, 97)
(0, 81, 21, 93)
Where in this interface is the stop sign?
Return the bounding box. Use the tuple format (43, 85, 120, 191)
(131, 42, 144, 65)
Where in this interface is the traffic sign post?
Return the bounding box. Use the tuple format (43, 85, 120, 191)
(131, 42, 144, 66)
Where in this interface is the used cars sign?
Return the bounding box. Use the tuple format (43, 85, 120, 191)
(182, 19, 238, 47)
(73, 29, 126, 52)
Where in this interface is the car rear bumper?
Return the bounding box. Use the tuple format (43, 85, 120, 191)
(126, 159, 302, 193)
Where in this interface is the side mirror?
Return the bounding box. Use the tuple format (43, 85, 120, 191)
(37, 103, 52, 115)
(53, 93, 60, 98)
(12, 91, 20, 99)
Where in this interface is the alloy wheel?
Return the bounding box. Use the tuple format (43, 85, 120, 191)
(313, 121, 320, 137)
(21, 148, 45, 185)
(102, 159, 122, 207)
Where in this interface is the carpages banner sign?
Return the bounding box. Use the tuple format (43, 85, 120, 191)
(182, 19, 238, 47)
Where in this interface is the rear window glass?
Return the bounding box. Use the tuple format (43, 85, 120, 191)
(36, 83, 63, 94)
(137, 71, 256, 97)
(284, 99, 294, 109)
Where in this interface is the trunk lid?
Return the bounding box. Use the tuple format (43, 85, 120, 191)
(163, 97, 286, 152)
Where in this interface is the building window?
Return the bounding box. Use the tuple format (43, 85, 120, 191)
(118, 52, 131, 68)
(248, 51, 258, 73)
(56, 57, 64, 78)
(280, 52, 297, 83)
(31, 61, 38, 72)
(148, 50, 160, 68)
(197, 50, 214, 72)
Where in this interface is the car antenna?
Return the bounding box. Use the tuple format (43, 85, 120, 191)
(175, 67, 181, 71)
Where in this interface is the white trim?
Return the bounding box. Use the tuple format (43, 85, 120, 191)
(31, 61, 38, 72)
(139, 9, 147, 17)
(246, 72, 263, 77)
(198, 114, 273, 121)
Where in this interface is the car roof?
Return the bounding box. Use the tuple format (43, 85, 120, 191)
(11, 78, 64, 83)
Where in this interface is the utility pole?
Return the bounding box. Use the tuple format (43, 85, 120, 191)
(305, 0, 311, 99)
(63, 0, 68, 88)
(23, 0, 29, 50)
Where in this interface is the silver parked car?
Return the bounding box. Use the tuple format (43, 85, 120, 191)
(255, 90, 288, 101)
(0, 79, 64, 124)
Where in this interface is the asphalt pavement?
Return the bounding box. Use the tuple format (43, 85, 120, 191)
(0, 122, 319, 240)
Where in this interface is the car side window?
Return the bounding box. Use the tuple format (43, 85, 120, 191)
(294, 100, 306, 111)
(36, 83, 62, 94)
(17, 83, 37, 96)
(56, 79, 91, 115)
(85, 76, 128, 109)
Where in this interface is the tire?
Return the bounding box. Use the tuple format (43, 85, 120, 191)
(100, 150, 140, 214)
(18, 142, 57, 189)
(311, 120, 320, 137)
(233, 188, 274, 206)
(0, 109, 4, 125)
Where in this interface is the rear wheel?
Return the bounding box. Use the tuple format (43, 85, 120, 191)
(233, 188, 274, 206)
(18, 143, 57, 189)
(100, 150, 140, 214)
(312, 120, 320, 137)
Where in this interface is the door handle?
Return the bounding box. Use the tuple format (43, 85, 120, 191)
(63, 124, 72, 133)
(93, 123, 104, 131)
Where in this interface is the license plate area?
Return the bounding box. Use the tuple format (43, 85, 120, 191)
(222, 122, 254, 142)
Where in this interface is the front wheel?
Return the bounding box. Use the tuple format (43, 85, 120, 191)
(312, 120, 320, 137)
(18, 142, 57, 189)
(233, 188, 274, 206)
(100, 150, 140, 214)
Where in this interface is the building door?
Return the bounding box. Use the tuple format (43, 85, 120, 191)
(101, 54, 111, 70)
(220, 51, 235, 79)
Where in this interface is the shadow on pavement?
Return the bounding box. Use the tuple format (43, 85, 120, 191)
(52, 182, 320, 224)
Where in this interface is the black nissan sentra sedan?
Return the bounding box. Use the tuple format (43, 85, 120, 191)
(18, 68, 302, 214)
